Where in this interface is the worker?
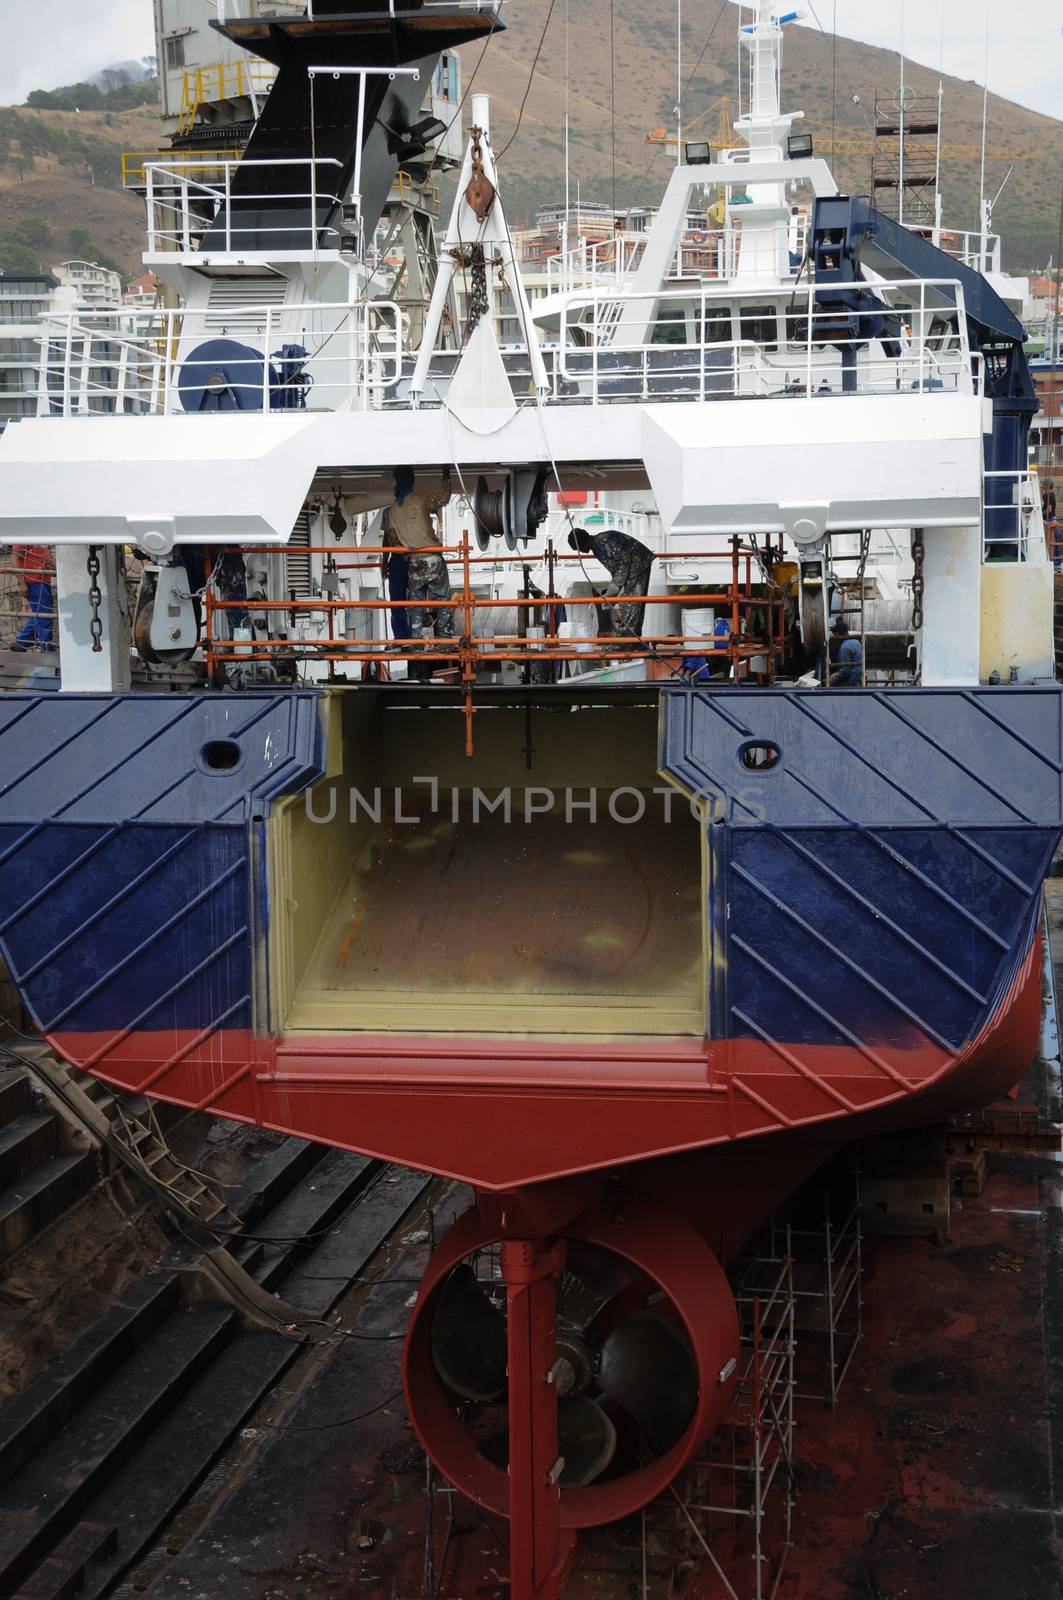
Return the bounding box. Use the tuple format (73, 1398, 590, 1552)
(381, 512, 412, 642)
(567, 525, 654, 642)
(389, 468, 454, 664)
(9, 543, 54, 652)
(827, 617, 862, 687)
(1042, 481, 1058, 568)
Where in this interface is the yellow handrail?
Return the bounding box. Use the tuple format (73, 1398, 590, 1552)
(178, 60, 277, 135)
(121, 148, 245, 187)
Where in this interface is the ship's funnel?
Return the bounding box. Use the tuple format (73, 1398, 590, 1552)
(208, 2, 502, 253)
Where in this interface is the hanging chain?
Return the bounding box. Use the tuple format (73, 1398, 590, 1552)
(910, 529, 925, 635)
(463, 243, 489, 340)
(86, 544, 103, 653)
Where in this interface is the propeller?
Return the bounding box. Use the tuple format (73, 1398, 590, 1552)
(428, 1246, 699, 1489)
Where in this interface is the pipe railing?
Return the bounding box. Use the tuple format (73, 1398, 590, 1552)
(143, 157, 345, 254)
(201, 534, 788, 752)
(34, 299, 404, 417)
(983, 469, 1037, 562)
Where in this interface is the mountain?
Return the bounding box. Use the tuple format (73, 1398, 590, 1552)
(88, 61, 156, 90)
(0, 5, 1058, 279)
(0, 103, 158, 277)
(461, 0, 1063, 271)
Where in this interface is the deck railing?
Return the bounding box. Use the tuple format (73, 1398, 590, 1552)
(142, 157, 346, 255)
(983, 469, 1038, 562)
(33, 300, 403, 417)
(546, 278, 973, 405)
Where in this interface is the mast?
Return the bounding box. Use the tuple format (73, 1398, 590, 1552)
(731, 1, 801, 282)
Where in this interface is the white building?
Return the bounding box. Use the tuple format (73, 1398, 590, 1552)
(53, 261, 122, 310)
(0, 273, 61, 426)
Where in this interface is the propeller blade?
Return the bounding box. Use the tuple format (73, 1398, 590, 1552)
(597, 1311, 698, 1454)
(556, 1240, 642, 1331)
(557, 1395, 618, 1486)
(430, 1264, 507, 1402)
(477, 1396, 617, 1488)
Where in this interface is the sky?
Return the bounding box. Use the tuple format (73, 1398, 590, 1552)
(0, 0, 1059, 120)
(792, 1, 1061, 121)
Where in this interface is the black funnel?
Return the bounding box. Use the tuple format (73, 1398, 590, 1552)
(207, 3, 503, 254)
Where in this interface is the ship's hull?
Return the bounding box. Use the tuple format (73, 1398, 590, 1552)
(0, 683, 1059, 1196)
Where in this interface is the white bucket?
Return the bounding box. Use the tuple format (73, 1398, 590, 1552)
(683, 607, 716, 638)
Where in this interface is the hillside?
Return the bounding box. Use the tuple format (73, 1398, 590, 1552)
(0, 4, 1059, 276)
(460, 0, 1063, 270)
(0, 103, 158, 277)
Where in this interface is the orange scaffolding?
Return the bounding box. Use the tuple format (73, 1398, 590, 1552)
(203, 534, 790, 755)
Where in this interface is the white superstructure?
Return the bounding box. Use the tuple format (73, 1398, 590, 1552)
(0, 0, 1049, 697)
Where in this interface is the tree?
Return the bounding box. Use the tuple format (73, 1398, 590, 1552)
(13, 215, 50, 249)
(0, 237, 42, 273)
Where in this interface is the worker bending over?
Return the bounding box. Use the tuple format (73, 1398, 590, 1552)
(567, 525, 654, 642)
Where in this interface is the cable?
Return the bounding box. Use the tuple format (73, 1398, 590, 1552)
(804, 1, 875, 135)
(494, 0, 560, 165)
(258, 1386, 405, 1432)
(609, 0, 616, 218)
(622, 0, 728, 225)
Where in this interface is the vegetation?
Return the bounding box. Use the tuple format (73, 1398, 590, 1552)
(0, 108, 123, 190)
(0, 213, 126, 282)
(25, 68, 158, 115)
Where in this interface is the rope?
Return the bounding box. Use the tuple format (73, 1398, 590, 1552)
(610, 0, 616, 216)
(495, 0, 560, 164)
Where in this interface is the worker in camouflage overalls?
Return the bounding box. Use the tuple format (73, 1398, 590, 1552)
(567, 525, 654, 641)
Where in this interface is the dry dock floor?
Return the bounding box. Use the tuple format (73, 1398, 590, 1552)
(113, 896, 1063, 1600)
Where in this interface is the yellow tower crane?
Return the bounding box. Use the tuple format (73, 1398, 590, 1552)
(801, 122, 1037, 163)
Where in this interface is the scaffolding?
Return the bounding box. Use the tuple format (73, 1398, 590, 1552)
(635, 1236, 798, 1600)
(769, 1163, 862, 1410)
(203, 533, 792, 755)
(871, 93, 940, 230)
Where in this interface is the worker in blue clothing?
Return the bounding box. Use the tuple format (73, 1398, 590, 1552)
(828, 617, 862, 686)
(568, 525, 654, 641)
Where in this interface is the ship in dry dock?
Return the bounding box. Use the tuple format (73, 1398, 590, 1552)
(0, 2, 1060, 1596)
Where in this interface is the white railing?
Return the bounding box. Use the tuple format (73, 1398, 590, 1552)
(937, 229, 1002, 276)
(144, 157, 345, 254)
(545, 220, 808, 295)
(983, 469, 1037, 562)
(548, 279, 973, 406)
(34, 300, 403, 418)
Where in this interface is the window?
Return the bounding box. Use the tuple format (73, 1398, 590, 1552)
(0, 299, 45, 324)
(739, 305, 779, 351)
(651, 307, 687, 346)
(165, 35, 186, 70)
(697, 306, 733, 344)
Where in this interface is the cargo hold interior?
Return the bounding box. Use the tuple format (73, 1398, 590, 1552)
(268, 691, 707, 1039)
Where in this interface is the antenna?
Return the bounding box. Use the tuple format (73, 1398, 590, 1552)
(563, 0, 570, 249)
(676, 0, 683, 167)
(898, 0, 905, 226)
(978, 0, 990, 267)
(932, 0, 943, 243)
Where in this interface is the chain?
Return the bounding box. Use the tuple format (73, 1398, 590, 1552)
(463, 243, 489, 340)
(86, 544, 103, 653)
(910, 529, 924, 635)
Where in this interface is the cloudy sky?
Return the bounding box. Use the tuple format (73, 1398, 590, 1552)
(0, 1, 1059, 119)
(791, 1, 1061, 121)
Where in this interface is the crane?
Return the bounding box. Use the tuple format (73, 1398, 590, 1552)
(802, 122, 1036, 163)
(645, 95, 736, 152)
